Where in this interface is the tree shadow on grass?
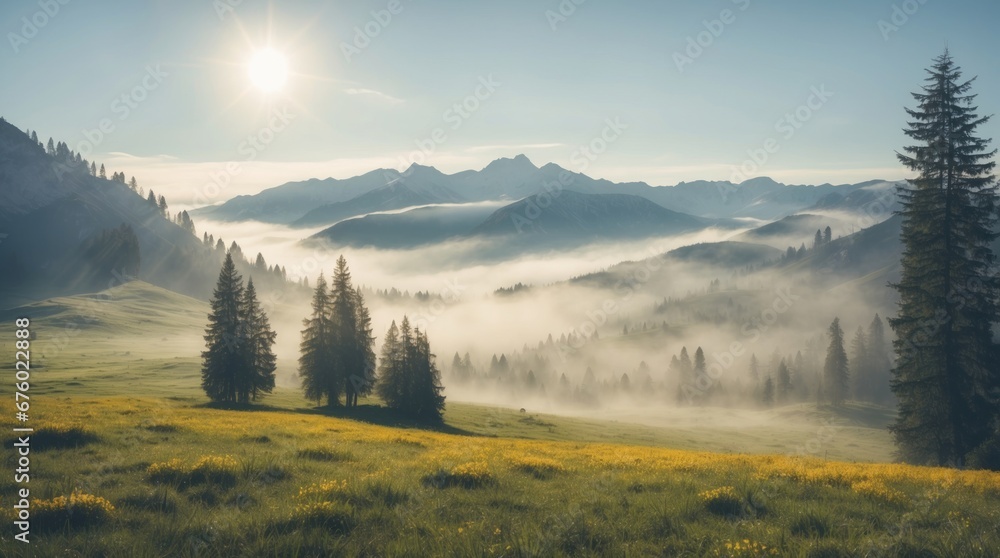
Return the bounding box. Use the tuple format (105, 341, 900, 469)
(192, 400, 476, 437)
(194, 401, 294, 413)
(297, 404, 477, 437)
(825, 402, 896, 428)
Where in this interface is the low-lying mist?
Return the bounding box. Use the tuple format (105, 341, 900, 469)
(192, 213, 897, 421)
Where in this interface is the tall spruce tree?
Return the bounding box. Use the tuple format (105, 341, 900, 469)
(850, 326, 869, 400)
(240, 278, 277, 402)
(411, 328, 446, 421)
(867, 314, 892, 404)
(348, 287, 377, 407)
(824, 317, 849, 406)
(376, 321, 405, 409)
(889, 51, 1000, 467)
(300, 274, 337, 407)
(762, 376, 775, 407)
(202, 253, 246, 403)
(330, 256, 359, 407)
(777, 360, 792, 403)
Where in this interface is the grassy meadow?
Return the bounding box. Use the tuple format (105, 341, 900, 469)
(2, 396, 1000, 557)
(1, 282, 999, 556)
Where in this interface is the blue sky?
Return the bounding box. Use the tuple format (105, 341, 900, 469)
(2, 0, 998, 202)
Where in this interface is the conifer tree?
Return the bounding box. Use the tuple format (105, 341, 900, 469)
(762, 376, 775, 407)
(693, 347, 706, 379)
(300, 274, 337, 407)
(678, 347, 693, 382)
(201, 253, 245, 403)
(376, 321, 405, 408)
(348, 287, 377, 406)
(850, 326, 869, 400)
(867, 314, 892, 404)
(329, 257, 360, 407)
(824, 317, 849, 406)
(240, 278, 277, 402)
(410, 327, 446, 421)
(227, 242, 243, 263)
(889, 51, 1000, 466)
(298, 258, 376, 409)
(375, 317, 445, 420)
(777, 360, 792, 403)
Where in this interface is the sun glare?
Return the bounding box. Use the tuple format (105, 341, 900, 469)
(247, 48, 289, 93)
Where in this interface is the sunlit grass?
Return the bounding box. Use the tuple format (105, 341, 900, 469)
(2, 395, 999, 556)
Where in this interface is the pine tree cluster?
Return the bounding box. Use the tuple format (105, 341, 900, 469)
(376, 317, 446, 422)
(201, 253, 277, 404)
(299, 256, 377, 409)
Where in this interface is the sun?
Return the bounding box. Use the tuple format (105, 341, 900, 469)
(247, 48, 289, 93)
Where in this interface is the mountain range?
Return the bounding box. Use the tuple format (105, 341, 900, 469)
(193, 154, 902, 230)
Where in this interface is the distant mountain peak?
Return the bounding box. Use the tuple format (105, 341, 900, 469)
(482, 154, 538, 173)
(738, 176, 781, 187)
(405, 162, 438, 174)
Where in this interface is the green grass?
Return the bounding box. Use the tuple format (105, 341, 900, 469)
(1, 396, 998, 557)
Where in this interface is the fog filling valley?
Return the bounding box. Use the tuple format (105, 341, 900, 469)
(190, 208, 897, 424)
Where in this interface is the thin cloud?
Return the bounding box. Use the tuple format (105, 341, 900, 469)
(343, 88, 405, 105)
